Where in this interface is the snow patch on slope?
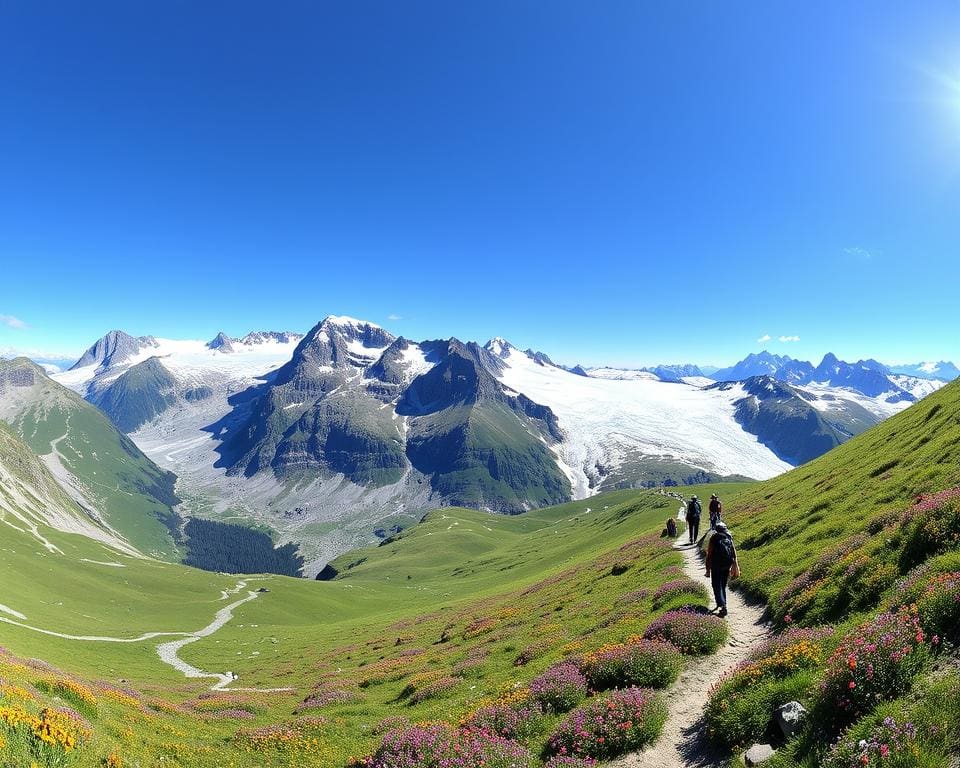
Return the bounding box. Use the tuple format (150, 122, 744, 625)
(495, 349, 792, 498)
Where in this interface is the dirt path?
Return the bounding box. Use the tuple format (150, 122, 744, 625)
(0, 578, 290, 692)
(610, 534, 771, 768)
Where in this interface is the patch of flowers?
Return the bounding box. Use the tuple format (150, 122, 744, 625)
(514, 640, 552, 667)
(234, 720, 331, 759)
(916, 571, 960, 644)
(543, 758, 598, 768)
(580, 637, 681, 690)
(546, 687, 667, 760)
(652, 578, 709, 607)
(296, 687, 363, 712)
(642, 608, 727, 654)
(350, 721, 534, 768)
(819, 608, 930, 721)
(704, 626, 832, 747)
(900, 492, 960, 566)
(359, 658, 414, 687)
(460, 692, 543, 741)
(408, 676, 460, 705)
(463, 617, 497, 639)
(0, 703, 91, 757)
(528, 662, 588, 713)
(38, 678, 97, 716)
(824, 716, 921, 768)
(614, 589, 650, 607)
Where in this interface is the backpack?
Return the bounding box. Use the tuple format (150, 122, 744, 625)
(712, 533, 735, 569)
(687, 499, 701, 519)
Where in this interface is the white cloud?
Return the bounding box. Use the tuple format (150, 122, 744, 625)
(0, 345, 81, 361)
(843, 246, 874, 261)
(0, 314, 27, 329)
(756, 334, 771, 343)
(779, 335, 801, 343)
(387, 314, 403, 321)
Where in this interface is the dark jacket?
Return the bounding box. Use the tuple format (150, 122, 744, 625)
(705, 531, 736, 576)
(709, 498, 722, 526)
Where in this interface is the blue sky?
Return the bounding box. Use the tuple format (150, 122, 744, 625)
(1, 2, 959, 368)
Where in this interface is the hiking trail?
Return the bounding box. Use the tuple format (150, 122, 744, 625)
(610, 533, 771, 768)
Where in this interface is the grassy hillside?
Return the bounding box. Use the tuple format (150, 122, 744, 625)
(6, 378, 960, 767)
(696, 379, 960, 766)
(0, 484, 751, 766)
(0, 358, 180, 558)
(726, 377, 960, 625)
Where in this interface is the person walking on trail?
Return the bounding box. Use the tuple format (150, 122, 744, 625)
(709, 494, 722, 529)
(685, 495, 702, 544)
(705, 521, 738, 617)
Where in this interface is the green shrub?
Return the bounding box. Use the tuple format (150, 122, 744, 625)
(915, 572, 960, 645)
(579, 637, 681, 691)
(705, 671, 814, 749)
(642, 608, 727, 654)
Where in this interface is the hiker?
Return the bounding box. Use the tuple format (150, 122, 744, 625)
(709, 494, 722, 529)
(666, 517, 677, 537)
(704, 521, 738, 617)
(685, 495, 701, 544)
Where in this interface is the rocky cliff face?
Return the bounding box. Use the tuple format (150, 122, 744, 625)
(213, 323, 569, 511)
(90, 357, 179, 433)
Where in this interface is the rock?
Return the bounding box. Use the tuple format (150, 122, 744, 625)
(745, 744, 776, 765)
(776, 701, 808, 739)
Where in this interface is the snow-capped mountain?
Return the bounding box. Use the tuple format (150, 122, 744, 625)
(889, 361, 960, 381)
(49, 318, 950, 573)
(712, 351, 814, 383)
(707, 351, 944, 407)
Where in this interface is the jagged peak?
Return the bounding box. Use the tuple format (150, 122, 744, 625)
(322, 315, 383, 330)
(70, 330, 158, 371)
(207, 331, 235, 351)
(484, 337, 516, 358)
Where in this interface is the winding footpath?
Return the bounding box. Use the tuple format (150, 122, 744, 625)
(611, 534, 771, 768)
(0, 579, 290, 692)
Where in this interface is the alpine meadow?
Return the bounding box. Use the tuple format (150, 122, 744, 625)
(3, 3, 960, 768)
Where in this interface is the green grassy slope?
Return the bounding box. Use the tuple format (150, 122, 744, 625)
(0, 358, 179, 558)
(696, 380, 960, 766)
(0, 484, 736, 766)
(726, 378, 960, 624)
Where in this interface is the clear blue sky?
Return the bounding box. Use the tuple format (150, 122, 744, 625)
(1, 2, 959, 368)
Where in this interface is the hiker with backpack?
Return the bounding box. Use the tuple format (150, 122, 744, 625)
(709, 494, 722, 529)
(704, 521, 739, 617)
(685, 495, 702, 544)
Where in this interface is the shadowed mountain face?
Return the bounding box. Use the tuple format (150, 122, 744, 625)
(211, 323, 569, 511)
(709, 376, 880, 465)
(0, 357, 180, 558)
(90, 357, 179, 433)
(70, 330, 158, 371)
(398, 340, 568, 509)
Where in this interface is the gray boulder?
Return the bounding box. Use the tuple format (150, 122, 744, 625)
(776, 701, 808, 739)
(744, 744, 776, 766)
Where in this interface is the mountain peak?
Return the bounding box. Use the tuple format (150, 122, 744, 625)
(322, 315, 383, 330)
(70, 330, 158, 371)
(484, 337, 516, 358)
(207, 332, 235, 352)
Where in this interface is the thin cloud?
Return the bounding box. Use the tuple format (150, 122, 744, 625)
(779, 335, 801, 343)
(756, 334, 771, 343)
(0, 314, 27, 329)
(843, 246, 874, 261)
(387, 314, 403, 321)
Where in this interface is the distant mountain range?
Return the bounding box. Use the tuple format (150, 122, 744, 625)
(0, 321, 949, 573)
